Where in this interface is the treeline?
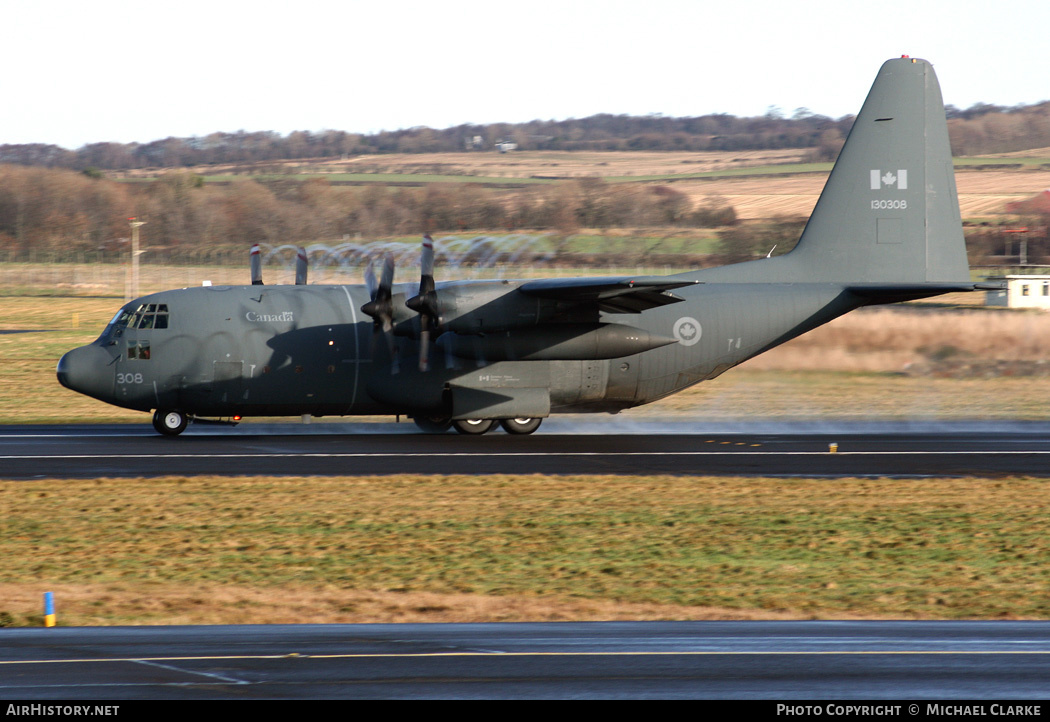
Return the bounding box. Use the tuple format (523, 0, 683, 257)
(2, 101, 1048, 173)
(0, 165, 737, 259)
(0, 113, 852, 171)
(946, 102, 1050, 155)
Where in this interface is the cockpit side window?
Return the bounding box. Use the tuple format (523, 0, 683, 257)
(126, 340, 151, 360)
(113, 310, 132, 329)
(98, 308, 132, 344)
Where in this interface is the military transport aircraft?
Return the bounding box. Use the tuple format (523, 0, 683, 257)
(58, 57, 997, 436)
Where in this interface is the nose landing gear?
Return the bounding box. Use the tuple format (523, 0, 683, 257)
(152, 409, 188, 436)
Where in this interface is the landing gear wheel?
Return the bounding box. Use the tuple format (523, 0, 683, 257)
(413, 416, 453, 434)
(499, 417, 542, 435)
(153, 409, 188, 436)
(452, 418, 496, 435)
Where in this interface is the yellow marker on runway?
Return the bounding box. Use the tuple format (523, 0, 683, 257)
(44, 592, 55, 627)
(829, 443, 838, 454)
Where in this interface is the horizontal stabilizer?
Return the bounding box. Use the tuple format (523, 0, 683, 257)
(847, 282, 999, 303)
(519, 276, 698, 314)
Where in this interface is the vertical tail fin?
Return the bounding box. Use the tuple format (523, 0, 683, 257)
(786, 57, 970, 284)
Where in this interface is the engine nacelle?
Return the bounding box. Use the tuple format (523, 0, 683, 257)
(434, 280, 563, 335)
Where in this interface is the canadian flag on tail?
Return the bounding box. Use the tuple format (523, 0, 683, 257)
(870, 169, 908, 190)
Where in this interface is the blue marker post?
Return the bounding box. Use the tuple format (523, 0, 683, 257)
(44, 592, 55, 627)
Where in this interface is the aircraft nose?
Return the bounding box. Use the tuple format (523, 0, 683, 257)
(57, 345, 113, 401)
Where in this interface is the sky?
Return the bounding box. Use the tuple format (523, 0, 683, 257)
(3, 0, 1048, 149)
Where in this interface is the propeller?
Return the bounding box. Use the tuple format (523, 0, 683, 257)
(250, 244, 264, 285)
(405, 234, 441, 371)
(295, 246, 308, 285)
(361, 254, 398, 373)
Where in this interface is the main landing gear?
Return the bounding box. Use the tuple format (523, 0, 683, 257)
(152, 409, 189, 436)
(413, 416, 543, 435)
(499, 417, 542, 435)
(452, 418, 496, 435)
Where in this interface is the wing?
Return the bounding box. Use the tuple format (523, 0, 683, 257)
(519, 276, 699, 314)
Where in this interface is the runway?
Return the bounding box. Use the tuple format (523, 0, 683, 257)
(5, 621, 1050, 699)
(1, 419, 1049, 478)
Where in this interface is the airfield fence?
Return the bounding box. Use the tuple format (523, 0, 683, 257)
(0, 253, 684, 298)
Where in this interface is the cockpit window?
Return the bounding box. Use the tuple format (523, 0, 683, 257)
(134, 304, 169, 330)
(109, 304, 170, 331)
(100, 303, 170, 345)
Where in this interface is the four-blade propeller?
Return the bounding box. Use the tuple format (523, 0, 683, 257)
(405, 234, 441, 371)
(361, 253, 399, 372)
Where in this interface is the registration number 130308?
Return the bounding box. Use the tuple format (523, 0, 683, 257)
(871, 199, 907, 210)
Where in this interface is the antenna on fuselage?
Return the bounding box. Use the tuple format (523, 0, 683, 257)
(250, 244, 264, 285)
(295, 246, 308, 285)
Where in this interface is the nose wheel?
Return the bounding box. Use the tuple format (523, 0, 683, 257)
(153, 409, 189, 436)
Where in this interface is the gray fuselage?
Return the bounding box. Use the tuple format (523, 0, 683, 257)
(56, 269, 860, 421)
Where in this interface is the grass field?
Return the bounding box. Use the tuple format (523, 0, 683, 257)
(668, 167, 1050, 220)
(152, 148, 1050, 184)
(203, 172, 556, 185)
(121, 149, 813, 183)
(113, 148, 1050, 223)
(2, 473, 1049, 626)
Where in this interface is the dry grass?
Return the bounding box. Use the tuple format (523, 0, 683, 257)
(744, 306, 1050, 372)
(124, 149, 1050, 221)
(0, 582, 804, 627)
(165, 149, 814, 182)
(638, 371, 1048, 419)
(671, 168, 1050, 220)
(0, 263, 271, 298)
(986, 146, 1050, 158)
(3, 474, 1050, 625)
(0, 297, 143, 423)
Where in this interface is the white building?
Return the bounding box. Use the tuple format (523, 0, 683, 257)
(985, 275, 1050, 309)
